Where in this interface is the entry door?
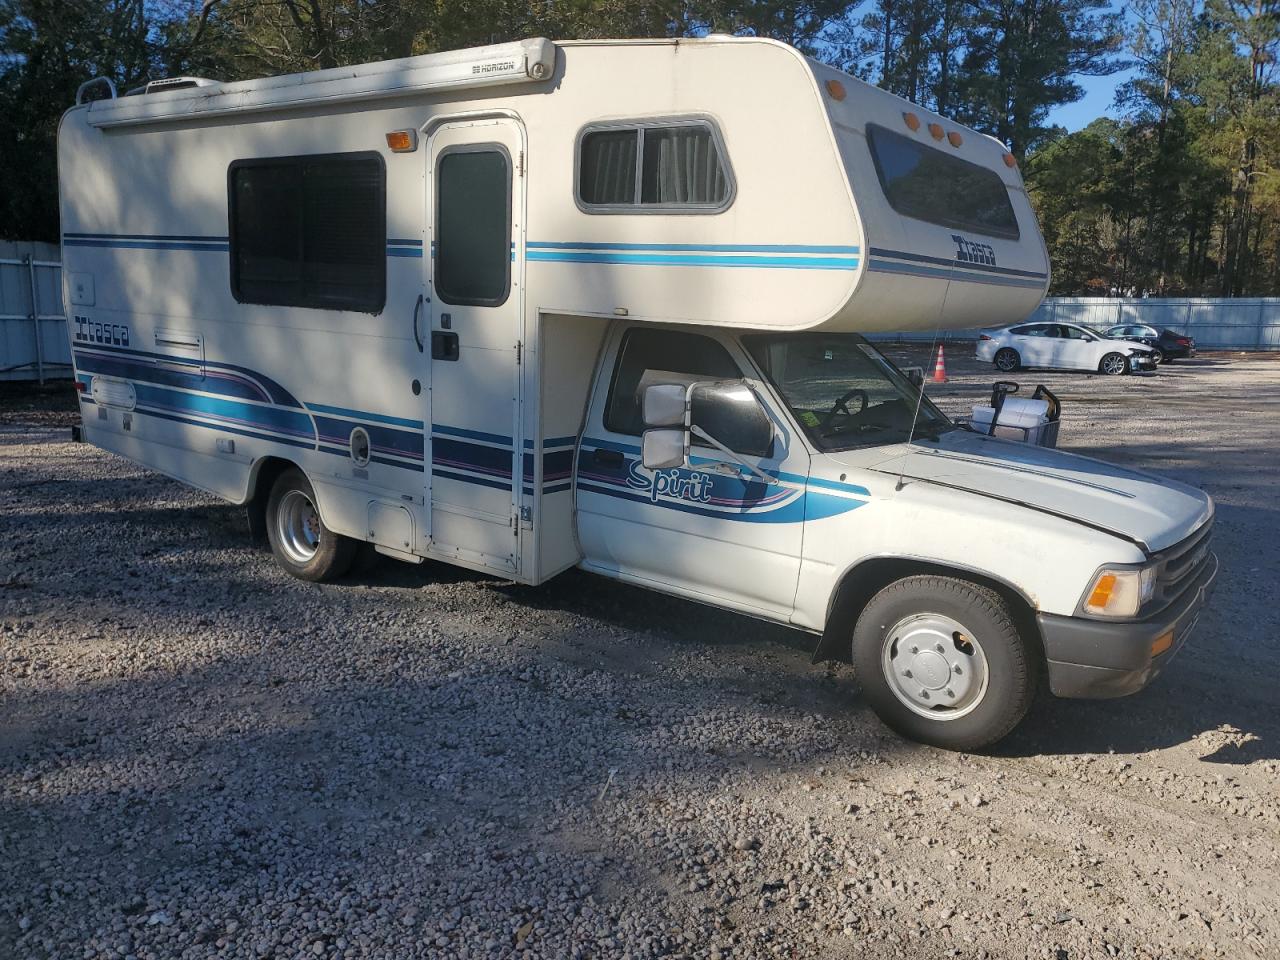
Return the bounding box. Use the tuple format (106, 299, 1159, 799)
(426, 119, 524, 573)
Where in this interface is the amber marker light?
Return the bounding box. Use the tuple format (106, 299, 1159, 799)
(1151, 630, 1175, 657)
(826, 79, 847, 101)
(1003, 153, 1018, 168)
(385, 130, 418, 153)
(927, 122, 944, 140)
(1087, 573, 1118, 610)
(903, 112, 920, 131)
(947, 131, 963, 147)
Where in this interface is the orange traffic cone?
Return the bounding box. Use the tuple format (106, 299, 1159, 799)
(931, 344, 948, 383)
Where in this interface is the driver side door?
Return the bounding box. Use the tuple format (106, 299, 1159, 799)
(575, 324, 809, 619)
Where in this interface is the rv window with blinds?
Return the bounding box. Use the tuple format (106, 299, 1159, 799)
(866, 125, 1020, 240)
(577, 119, 734, 212)
(228, 152, 386, 312)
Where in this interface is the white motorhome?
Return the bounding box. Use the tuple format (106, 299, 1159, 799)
(59, 37, 1216, 749)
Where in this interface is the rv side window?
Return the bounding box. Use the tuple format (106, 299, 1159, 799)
(435, 147, 511, 307)
(605, 328, 769, 457)
(578, 120, 733, 212)
(866, 124, 1020, 240)
(229, 153, 385, 312)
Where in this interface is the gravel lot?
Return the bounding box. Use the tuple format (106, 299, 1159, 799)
(2, 349, 1278, 960)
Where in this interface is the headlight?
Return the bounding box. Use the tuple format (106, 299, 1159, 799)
(1083, 566, 1156, 617)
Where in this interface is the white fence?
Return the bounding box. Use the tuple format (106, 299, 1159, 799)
(871, 297, 1280, 351)
(0, 240, 70, 383)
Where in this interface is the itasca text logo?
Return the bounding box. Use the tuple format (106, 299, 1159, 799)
(952, 234, 996, 267)
(626, 461, 714, 505)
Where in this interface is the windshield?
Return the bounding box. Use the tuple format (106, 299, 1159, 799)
(743, 333, 953, 451)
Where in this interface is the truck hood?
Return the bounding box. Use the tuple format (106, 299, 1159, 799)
(865, 432, 1212, 553)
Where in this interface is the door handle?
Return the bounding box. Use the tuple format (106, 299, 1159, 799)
(412, 294, 424, 353)
(591, 448, 624, 467)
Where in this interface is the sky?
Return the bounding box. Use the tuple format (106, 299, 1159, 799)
(1044, 0, 1137, 133)
(1048, 66, 1137, 132)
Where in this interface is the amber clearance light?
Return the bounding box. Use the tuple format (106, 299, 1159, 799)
(385, 130, 418, 153)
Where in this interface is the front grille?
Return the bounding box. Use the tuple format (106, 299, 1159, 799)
(1151, 520, 1213, 609)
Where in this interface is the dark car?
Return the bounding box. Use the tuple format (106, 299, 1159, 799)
(1101, 324, 1196, 363)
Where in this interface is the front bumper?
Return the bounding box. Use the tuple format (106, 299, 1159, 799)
(1038, 552, 1218, 698)
(1130, 353, 1158, 372)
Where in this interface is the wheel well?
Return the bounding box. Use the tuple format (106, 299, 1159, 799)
(811, 558, 1044, 666)
(245, 456, 296, 544)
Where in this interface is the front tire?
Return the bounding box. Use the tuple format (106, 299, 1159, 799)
(852, 575, 1035, 751)
(265, 468, 357, 582)
(994, 348, 1020, 372)
(1099, 352, 1128, 376)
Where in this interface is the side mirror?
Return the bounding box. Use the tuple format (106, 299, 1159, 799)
(902, 366, 925, 388)
(642, 383, 686, 428)
(690, 381, 773, 459)
(642, 429, 686, 470)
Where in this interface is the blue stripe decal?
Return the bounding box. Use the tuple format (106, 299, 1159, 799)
(314, 416, 424, 459)
(528, 241, 859, 254)
(132, 407, 314, 450)
(527, 250, 858, 270)
(430, 424, 513, 446)
(133, 384, 315, 440)
(64, 238, 231, 252)
(433, 468, 512, 492)
(867, 258, 1044, 289)
(869, 247, 1047, 280)
(73, 344, 302, 408)
(306, 402, 423, 431)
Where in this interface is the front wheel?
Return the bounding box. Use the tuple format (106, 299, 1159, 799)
(852, 575, 1035, 751)
(993, 348, 1020, 373)
(1099, 352, 1129, 376)
(266, 468, 357, 582)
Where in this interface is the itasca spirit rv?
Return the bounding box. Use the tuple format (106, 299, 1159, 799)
(59, 37, 1216, 749)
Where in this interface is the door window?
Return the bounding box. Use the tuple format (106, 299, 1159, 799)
(606, 328, 767, 454)
(435, 148, 511, 306)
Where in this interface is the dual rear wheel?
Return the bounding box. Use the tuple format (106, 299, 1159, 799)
(265, 468, 357, 582)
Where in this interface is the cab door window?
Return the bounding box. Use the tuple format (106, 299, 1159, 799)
(604, 328, 767, 456)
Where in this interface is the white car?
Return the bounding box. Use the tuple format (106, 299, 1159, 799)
(976, 322, 1158, 375)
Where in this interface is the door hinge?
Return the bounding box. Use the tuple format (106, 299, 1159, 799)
(515, 341, 522, 365)
(517, 151, 525, 177)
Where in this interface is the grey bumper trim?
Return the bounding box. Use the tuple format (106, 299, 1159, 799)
(1038, 553, 1217, 699)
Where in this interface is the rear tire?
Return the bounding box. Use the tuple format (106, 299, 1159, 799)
(1151, 348, 1164, 364)
(265, 468, 357, 582)
(851, 575, 1035, 751)
(1099, 352, 1128, 376)
(994, 348, 1020, 372)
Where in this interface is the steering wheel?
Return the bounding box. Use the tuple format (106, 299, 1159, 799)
(822, 388, 868, 429)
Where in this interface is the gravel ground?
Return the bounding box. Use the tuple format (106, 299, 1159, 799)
(2, 349, 1278, 960)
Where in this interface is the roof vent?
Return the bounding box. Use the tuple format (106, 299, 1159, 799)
(126, 76, 220, 96)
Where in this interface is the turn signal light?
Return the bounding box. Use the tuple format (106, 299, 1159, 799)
(979, 334, 992, 341)
(825, 79, 847, 101)
(1087, 573, 1118, 610)
(1151, 630, 1175, 657)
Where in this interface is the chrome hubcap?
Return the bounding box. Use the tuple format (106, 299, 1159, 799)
(276, 489, 321, 564)
(881, 613, 989, 721)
